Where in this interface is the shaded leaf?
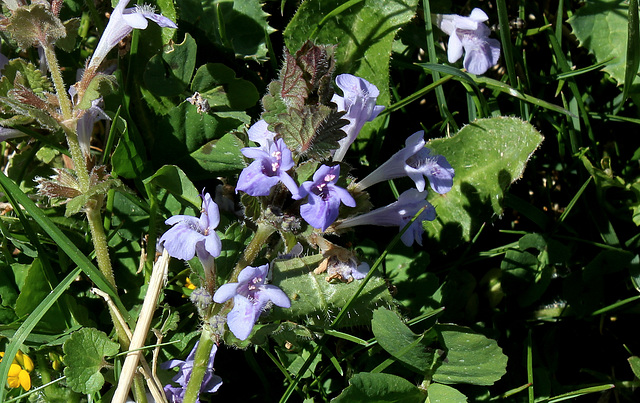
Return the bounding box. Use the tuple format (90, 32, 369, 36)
(143, 33, 198, 97)
(332, 372, 425, 403)
(427, 383, 468, 403)
(372, 308, 438, 374)
(191, 63, 259, 110)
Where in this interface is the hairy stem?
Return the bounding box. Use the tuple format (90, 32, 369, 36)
(86, 203, 116, 287)
(183, 327, 215, 403)
(230, 223, 276, 282)
(42, 45, 73, 121)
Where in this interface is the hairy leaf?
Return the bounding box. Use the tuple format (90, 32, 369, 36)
(424, 117, 543, 250)
(268, 254, 394, 327)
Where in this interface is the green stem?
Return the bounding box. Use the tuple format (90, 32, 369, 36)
(230, 223, 276, 282)
(42, 45, 73, 121)
(63, 126, 91, 191)
(86, 203, 116, 288)
(183, 327, 215, 403)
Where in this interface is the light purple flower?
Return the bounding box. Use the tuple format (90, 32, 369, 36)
(88, 0, 177, 70)
(213, 264, 291, 340)
(355, 131, 454, 194)
(0, 44, 8, 75)
(159, 192, 222, 261)
(77, 98, 110, 156)
(236, 137, 300, 198)
(434, 8, 501, 75)
(336, 189, 436, 246)
(161, 342, 222, 402)
(331, 74, 385, 162)
(247, 119, 276, 150)
(299, 165, 356, 231)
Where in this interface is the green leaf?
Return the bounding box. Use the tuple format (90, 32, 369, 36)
(433, 325, 507, 386)
(111, 115, 148, 179)
(268, 254, 394, 327)
(191, 63, 259, 110)
(569, 0, 640, 90)
(14, 259, 67, 331)
(143, 33, 197, 97)
(284, 0, 419, 142)
(628, 356, 640, 379)
(151, 103, 247, 179)
(144, 165, 201, 211)
(215, 223, 252, 284)
(0, 266, 81, 403)
(275, 105, 347, 159)
(57, 18, 80, 52)
(371, 308, 438, 375)
(332, 372, 425, 403)
(424, 117, 543, 250)
(63, 327, 120, 394)
(427, 383, 468, 402)
(174, 0, 274, 60)
(190, 132, 247, 174)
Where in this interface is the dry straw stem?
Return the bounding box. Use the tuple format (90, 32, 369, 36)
(97, 249, 170, 403)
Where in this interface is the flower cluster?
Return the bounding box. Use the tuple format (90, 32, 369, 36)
(0, 350, 34, 391)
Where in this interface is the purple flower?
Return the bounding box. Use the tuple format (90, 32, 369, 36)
(331, 74, 385, 162)
(161, 342, 222, 402)
(236, 137, 300, 198)
(299, 165, 356, 231)
(0, 44, 8, 75)
(247, 119, 276, 150)
(77, 98, 110, 156)
(336, 189, 436, 246)
(159, 192, 222, 261)
(355, 131, 454, 194)
(213, 264, 291, 340)
(434, 8, 501, 75)
(88, 0, 177, 70)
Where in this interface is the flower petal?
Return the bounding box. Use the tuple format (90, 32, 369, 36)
(259, 285, 291, 308)
(213, 282, 240, 303)
(227, 296, 260, 340)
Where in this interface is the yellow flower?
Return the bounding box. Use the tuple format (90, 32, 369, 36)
(1, 350, 33, 391)
(185, 277, 197, 290)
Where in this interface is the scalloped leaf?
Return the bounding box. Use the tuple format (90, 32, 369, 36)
(0, 59, 53, 96)
(63, 327, 119, 394)
(7, 3, 66, 48)
(268, 254, 394, 327)
(424, 117, 543, 250)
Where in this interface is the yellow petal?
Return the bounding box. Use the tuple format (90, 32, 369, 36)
(21, 354, 34, 372)
(7, 364, 21, 388)
(18, 369, 31, 391)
